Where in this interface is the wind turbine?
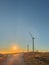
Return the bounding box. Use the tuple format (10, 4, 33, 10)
(29, 32, 35, 52)
(27, 44, 29, 52)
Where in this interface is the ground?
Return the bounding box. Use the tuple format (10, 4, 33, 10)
(24, 52, 49, 65)
(0, 52, 49, 65)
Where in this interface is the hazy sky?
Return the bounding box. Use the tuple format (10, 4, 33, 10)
(0, 0, 49, 51)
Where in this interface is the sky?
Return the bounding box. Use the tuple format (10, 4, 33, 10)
(0, 0, 49, 52)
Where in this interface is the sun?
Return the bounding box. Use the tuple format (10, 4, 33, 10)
(12, 45, 18, 51)
(11, 44, 19, 51)
(10, 44, 22, 53)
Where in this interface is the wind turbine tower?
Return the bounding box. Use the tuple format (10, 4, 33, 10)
(30, 32, 35, 52)
(27, 44, 29, 52)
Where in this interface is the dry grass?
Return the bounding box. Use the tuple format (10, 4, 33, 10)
(24, 52, 49, 65)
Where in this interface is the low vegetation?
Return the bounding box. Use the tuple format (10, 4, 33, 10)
(24, 52, 49, 65)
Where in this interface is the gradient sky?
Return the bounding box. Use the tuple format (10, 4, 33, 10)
(0, 0, 49, 51)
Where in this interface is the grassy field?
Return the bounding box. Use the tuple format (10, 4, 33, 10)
(24, 52, 49, 65)
(0, 52, 49, 65)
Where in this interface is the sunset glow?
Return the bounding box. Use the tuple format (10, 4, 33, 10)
(0, 44, 23, 54)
